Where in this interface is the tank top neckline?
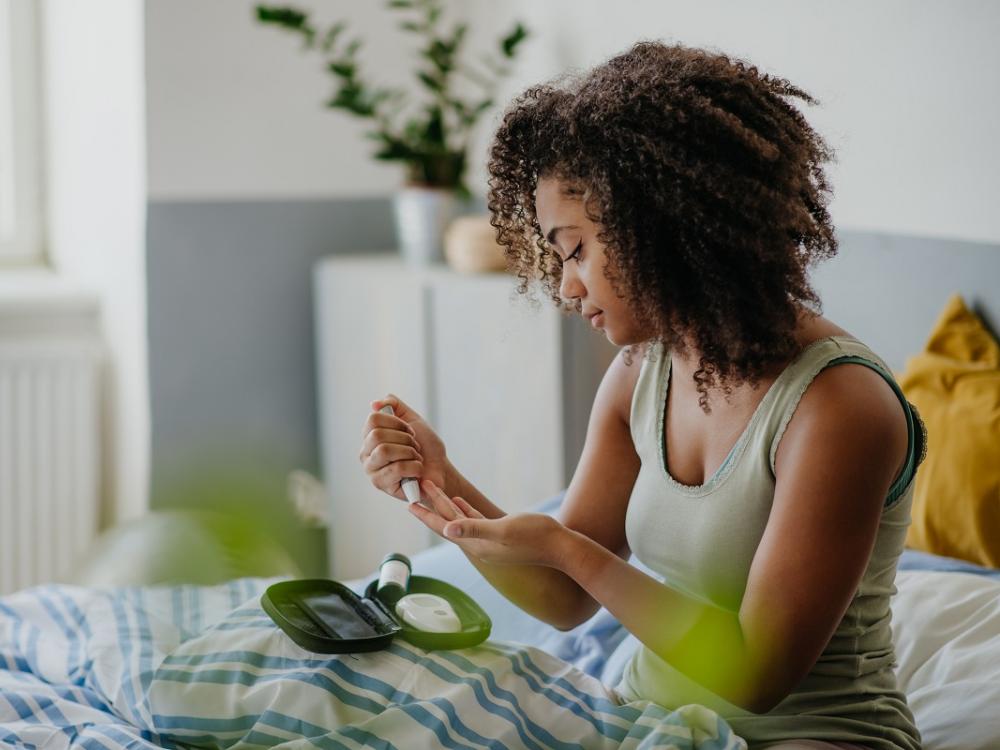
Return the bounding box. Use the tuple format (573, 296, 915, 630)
(657, 334, 861, 496)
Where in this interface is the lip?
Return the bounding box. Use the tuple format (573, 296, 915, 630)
(584, 309, 602, 320)
(589, 312, 605, 328)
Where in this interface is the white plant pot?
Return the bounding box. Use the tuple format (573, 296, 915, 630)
(392, 186, 461, 267)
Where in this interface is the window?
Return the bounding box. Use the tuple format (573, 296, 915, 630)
(0, 0, 45, 265)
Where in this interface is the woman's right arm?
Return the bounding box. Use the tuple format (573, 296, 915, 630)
(362, 348, 643, 630)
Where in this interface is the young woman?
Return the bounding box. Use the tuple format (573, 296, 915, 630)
(362, 42, 926, 750)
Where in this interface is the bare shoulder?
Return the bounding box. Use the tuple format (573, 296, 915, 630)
(804, 358, 906, 428)
(774, 358, 909, 481)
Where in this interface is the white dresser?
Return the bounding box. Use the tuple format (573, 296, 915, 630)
(313, 254, 619, 580)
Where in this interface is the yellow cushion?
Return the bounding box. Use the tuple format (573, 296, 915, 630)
(898, 293, 1000, 568)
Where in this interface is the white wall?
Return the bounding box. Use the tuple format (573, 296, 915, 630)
(146, 0, 1000, 245)
(512, 0, 1000, 246)
(42, 0, 149, 523)
(146, 0, 512, 201)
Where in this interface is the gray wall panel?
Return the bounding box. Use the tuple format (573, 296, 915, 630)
(147, 198, 396, 574)
(812, 232, 1000, 373)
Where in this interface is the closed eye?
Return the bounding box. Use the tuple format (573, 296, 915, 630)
(566, 241, 583, 264)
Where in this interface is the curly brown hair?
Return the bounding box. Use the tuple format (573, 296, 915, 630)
(486, 41, 838, 414)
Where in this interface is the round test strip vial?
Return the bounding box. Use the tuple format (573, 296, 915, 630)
(377, 553, 411, 605)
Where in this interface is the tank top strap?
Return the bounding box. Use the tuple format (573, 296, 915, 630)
(629, 340, 669, 453)
(758, 335, 927, 508)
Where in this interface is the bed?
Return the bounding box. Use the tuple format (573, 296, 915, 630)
(3, 495, 1000, 750)
(2, 229, 999, 749)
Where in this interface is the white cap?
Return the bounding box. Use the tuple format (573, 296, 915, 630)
(401, 478, 421, 504)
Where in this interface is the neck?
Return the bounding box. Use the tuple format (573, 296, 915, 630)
(668, 305, 817, 394)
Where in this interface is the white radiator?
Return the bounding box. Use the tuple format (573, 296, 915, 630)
(0, 290, 103, 595)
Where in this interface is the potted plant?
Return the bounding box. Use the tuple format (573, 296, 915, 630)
(255, 1, 529, 266)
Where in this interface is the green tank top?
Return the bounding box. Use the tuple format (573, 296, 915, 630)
(616, 335, 925, 750)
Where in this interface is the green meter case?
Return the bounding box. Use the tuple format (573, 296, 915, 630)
(260, 575, 491, 653)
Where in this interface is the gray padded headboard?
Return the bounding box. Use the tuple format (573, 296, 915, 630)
(810, 230, 1000, 374)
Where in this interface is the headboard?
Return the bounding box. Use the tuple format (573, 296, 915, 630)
(810, 230, 1000, 374)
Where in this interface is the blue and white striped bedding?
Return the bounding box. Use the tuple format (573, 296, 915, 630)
(0, 578, 747, 750)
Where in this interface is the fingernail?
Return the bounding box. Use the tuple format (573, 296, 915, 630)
(445, 524, 462, 538)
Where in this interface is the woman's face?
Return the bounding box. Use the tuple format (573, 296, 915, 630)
(535, 176, 650, 346)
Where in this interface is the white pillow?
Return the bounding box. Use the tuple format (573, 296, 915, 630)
(892, 570, 1000, 750)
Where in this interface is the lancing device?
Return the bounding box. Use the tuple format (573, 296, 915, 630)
(379, 404, 422, 504)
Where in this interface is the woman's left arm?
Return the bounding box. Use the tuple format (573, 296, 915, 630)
(416, 365, 909, 714)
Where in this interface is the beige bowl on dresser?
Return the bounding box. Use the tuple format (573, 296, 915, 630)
(444, 215, 510, 274)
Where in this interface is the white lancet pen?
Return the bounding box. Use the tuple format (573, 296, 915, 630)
(379, 404, 422, 504)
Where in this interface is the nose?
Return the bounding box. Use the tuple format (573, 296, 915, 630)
(558, 261, 585, 305)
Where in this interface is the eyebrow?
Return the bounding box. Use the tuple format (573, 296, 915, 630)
(545, 225, 579, 247)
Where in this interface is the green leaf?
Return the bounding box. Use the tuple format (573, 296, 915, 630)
(327, 80, 380, 117)
(425, 40, 453, 74)
(371, 133, 418, 161)
(321, 22, 347, 53)
(418, 71, 443, 93)
(386, 0, 413, 7)
(403, 120, 425, 142)
(255, 5, 317, 46)
(500, 22, 528, 58)
(451, 23, 468, 52)
(399, 20, 423, 33)
(328, 61, 355, 78)
(422, 104, 445, 147)
(447, 96, 492, 127)
(255, 5, 308, 30)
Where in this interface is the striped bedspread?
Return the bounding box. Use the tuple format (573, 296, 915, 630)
(0, 579, 746, 750)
